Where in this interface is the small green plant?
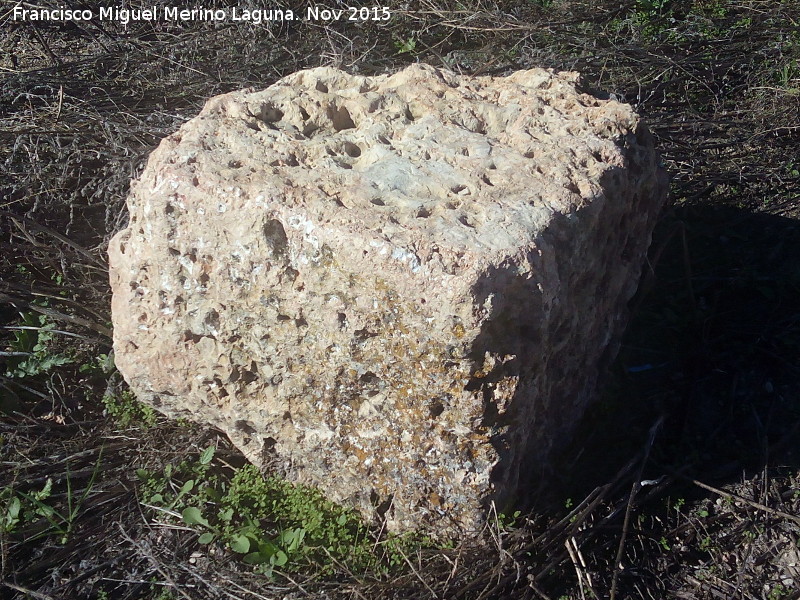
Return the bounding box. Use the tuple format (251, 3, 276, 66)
(139, 448, 435, 577)
(1, 494, 21, 535)
(394, 36, 417, 54)
(3, 312, 73, 379)
(631, 0, 676, 43)
(775, 59, 800, 92)
(49, 269, 67, 290)
(137, 447, 215, 510)
(768, 584, 788, 600)
(210, 462, 374, 572)
(1, 453, 102, 545)
(690, 0, 727, 19)
(102, 390, 156, 428)
(636, 0, 670, 15)
(659, 536, 671, 551)
(497, 510, 522, 530)
(79, 352, 115, 376)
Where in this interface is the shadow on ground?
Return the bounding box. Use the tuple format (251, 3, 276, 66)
(543, 201, 800, 512)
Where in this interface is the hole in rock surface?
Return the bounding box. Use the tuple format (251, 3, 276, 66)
(240, 363, 259, 384)
(429, 399, 445, 418)
(331, 105, 355, 131)
(260, 104, 284, 122)
(343, 142, 361, 157)
(354, 328, 377, 342)
(204, 308, 219, 329)
(370, 491, 393, 518)
(359, 371, 380, 385)
(263, 219, 288, 257)
(458, 215, 476, 229)
(283, 267, 299, 283)
(235, 420, 258, 435)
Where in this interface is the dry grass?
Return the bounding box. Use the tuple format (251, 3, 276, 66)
(2, 1, 799, 598)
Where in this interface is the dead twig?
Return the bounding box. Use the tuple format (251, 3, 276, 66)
(0, 292, 111, 339)
(565, 536, 598, 600)
(117, 523, 194, 600)
(692, 479, 800, 528)
(3, 212, 106, 269)
(395, 543, 440, 599)
(610, 416, 664, 600)
(0, 582, 55, 600)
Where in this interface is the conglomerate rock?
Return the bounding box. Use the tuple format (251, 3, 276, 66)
(109, 64, 668, 535)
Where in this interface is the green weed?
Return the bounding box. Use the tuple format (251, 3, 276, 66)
(636, 0, 670, 16)
(1, 493, 21, 536)
(78, 352, 115, 376)
(1, 452, 102, 545)
(393, 36, 417, 54)
(102, 390, 156, 428)
(768, 584, 788, 600)
(774, 59, 799, 91)
(3, 311, 73, 379)
(631, 5, 675, 42)
(139, 448, 435, 577)
(629, 0, 752, 43)
(497, 510, 522, 530)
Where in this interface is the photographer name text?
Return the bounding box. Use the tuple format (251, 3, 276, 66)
(12, 5, 392, 24)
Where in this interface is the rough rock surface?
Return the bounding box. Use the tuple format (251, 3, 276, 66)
(109, 64, 668, 535)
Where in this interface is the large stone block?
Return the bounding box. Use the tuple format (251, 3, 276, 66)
(109, 64, 667, 535)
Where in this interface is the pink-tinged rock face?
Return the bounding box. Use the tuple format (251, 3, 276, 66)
(108, 64, 668, 535)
